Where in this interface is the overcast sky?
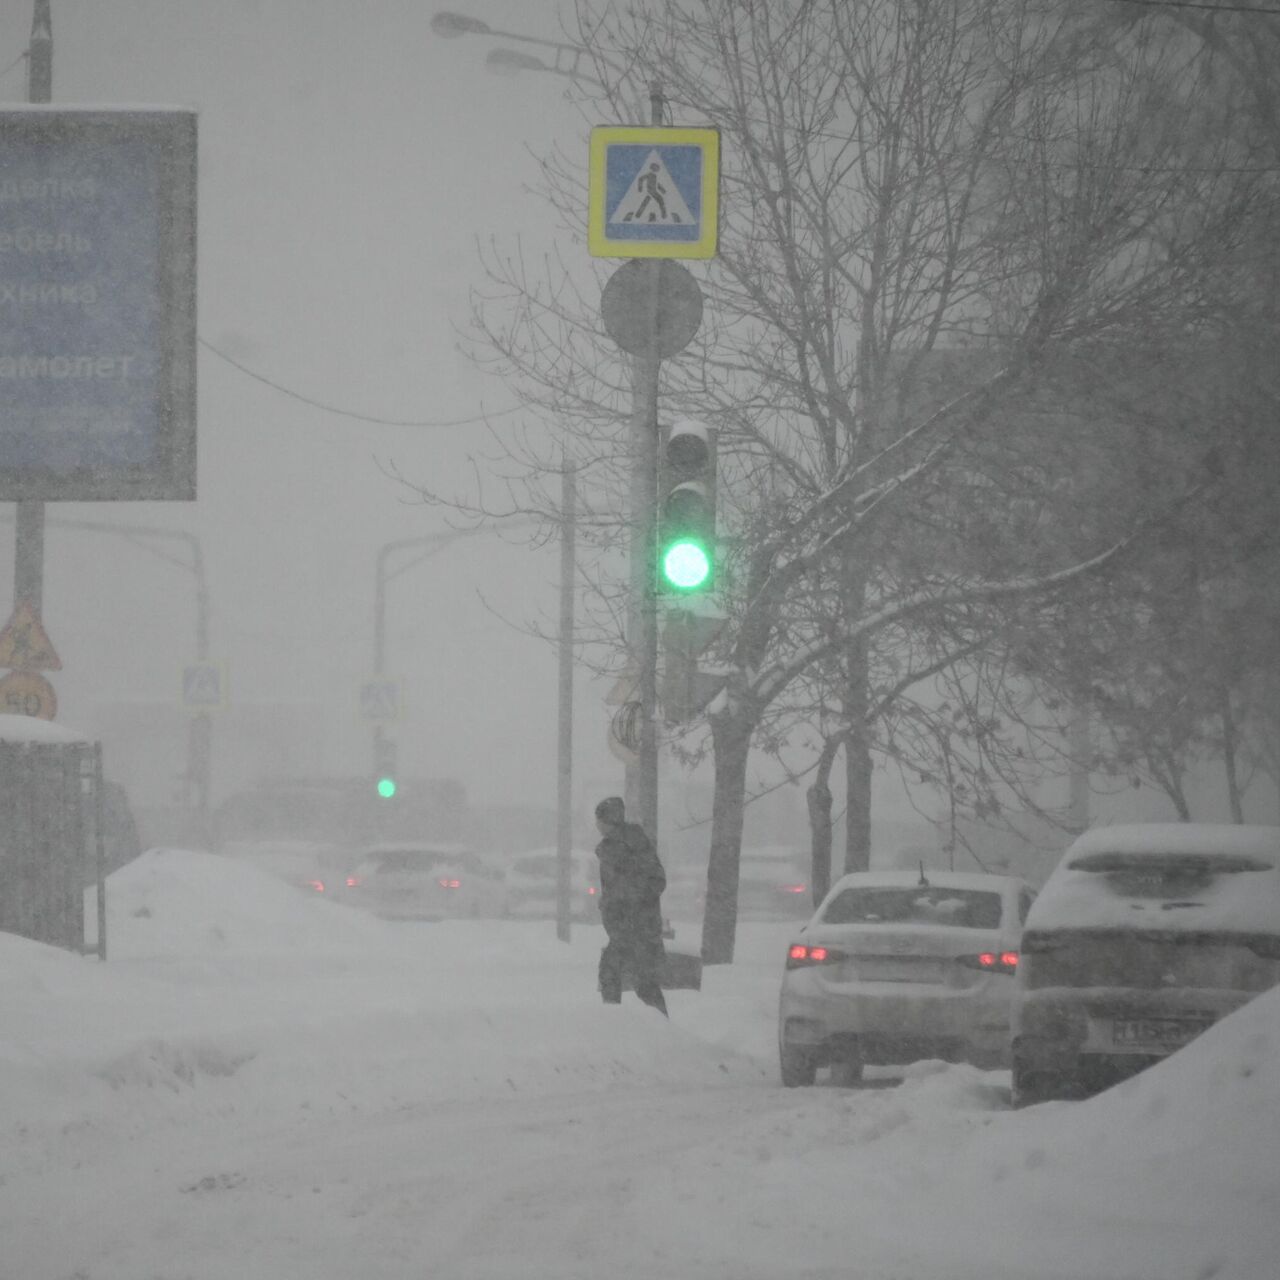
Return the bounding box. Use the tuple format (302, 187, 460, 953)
(0, 0, 634, 817)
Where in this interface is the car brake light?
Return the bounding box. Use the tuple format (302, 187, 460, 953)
(588, 886, 597, 895)
(345, 875, 362, 888)
(957, 951, 1019, 974)
(781, 884, 807, 894)
(786, 943, 843, 969)
(438, 878, 461, 889)
(307, 880, 325, 893)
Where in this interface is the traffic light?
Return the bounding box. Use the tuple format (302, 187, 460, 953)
(658, 418, 716, 594)
(373, 734, 398, 799)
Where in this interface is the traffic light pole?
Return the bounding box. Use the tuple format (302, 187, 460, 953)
(624, 82, 666, 848)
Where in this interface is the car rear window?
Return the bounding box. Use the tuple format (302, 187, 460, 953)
(370, 850, 462, 873)
(821, 887, 1003, 929)
(1066, 852, 1273, 898)
(512, 854, 559, 878)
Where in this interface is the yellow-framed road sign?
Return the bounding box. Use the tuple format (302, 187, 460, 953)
(588, 126, 719, 259)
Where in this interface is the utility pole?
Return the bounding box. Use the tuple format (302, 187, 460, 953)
(556, 453, 576, 941)
(624, 81, 666, 849)
(13, 1, 52, 615)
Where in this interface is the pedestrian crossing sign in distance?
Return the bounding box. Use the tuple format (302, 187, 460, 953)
(588, 126, 719, 259)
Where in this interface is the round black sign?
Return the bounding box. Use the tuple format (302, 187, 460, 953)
(601, 260, 704, 359)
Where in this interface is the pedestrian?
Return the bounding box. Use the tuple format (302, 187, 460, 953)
(593, 796, 668, 1016)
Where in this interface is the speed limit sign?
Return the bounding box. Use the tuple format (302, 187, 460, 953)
(0, 669, 58, 720)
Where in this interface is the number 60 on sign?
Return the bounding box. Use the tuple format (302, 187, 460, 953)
(0, 669, 58, 720)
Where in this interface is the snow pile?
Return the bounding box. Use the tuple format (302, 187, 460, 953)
(1, 847, 1275, 1279)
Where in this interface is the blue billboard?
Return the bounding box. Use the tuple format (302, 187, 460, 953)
(0, 108, 196, 500)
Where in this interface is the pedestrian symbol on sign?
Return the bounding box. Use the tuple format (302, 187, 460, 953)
(610, 152, 694, 226)
(359, 678, 401, 723)
(182, 662, 225, 711)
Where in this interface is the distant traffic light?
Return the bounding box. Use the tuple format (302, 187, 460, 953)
(658, 418, 716, 594)
(373, 734, 398, 799)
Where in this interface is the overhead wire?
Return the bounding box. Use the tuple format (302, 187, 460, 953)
(197, 336, 523, 428)
(1107, 0, 1280, 14)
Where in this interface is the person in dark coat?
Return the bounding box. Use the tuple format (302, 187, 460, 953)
(593, 796, 668, 1016)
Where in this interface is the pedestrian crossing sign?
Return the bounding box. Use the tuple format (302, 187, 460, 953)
(588, 126, 719, 259)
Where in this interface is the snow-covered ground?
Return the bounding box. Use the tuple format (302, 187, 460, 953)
(2, 848, 1276, 1280)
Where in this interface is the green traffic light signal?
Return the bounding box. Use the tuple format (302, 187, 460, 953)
(661, 538, 712, 592)
(376, 776, 397, 799)
(658, 419, 716, 595)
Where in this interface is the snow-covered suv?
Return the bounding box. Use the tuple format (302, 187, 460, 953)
(1011, 823, 1280, 1107)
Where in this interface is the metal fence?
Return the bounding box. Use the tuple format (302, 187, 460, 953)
(0, 736, 105, 959)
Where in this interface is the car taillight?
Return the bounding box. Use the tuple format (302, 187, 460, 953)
(588, 886, 598, 896)
(781, 884, 807, 895)
(438, 878, 461, 889)
(345, 875, 362, 888)
(307, 879, 325, 893)
(957, 951, 1019, 975)
(786, 943, 843, 969)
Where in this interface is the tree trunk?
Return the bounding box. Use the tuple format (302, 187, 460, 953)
(806, 734, 841, 907)
(843, 636, 872, 875)
(1220, 690, 1244, 823)
(702, 706, 753, 965)
(844, 732, 873, 874)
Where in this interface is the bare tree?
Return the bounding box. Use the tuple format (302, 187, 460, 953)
(421, 0, 1266, 961)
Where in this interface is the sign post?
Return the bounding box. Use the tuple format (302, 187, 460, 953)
(587, 106, 719, 853)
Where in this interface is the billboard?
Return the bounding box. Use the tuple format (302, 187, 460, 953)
(0, 107, 196, 500)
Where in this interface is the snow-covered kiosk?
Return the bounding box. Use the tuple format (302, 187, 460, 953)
(0, 715, 106, 958)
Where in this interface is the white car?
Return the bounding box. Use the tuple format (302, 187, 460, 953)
(503, 848, 600, 922)
(778, 869, 1034, 1086)
(343, 842, 508, 921)
(218, 840, 348, 898)
(1011, 823, 1280, 1107)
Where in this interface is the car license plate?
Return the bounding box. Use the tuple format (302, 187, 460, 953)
(1107, 1016, 1212, 1054)
(853, 957, 942, 983)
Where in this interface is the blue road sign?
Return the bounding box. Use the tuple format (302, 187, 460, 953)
(0, 108, 197, 501)
(589, 126, 719, 259)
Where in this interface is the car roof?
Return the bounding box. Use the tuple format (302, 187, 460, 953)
(509, 846, 596, 861)
(1060, 823, 1280, 862)
(1029, 823, 1280, 934)
(826, 869, 1024, 895)
(357, 841, 470, 857)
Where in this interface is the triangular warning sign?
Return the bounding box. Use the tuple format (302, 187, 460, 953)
(608, 150, 695, 227)
(0, 599, 62, 671)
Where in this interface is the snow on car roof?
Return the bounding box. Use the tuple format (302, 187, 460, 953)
(827, 869, 1024, 893)
(1028, 824, 1280, 934)
(1063, 823, 1280, 862)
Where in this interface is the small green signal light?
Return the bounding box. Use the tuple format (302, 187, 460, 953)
(661, 539, 711, 592)
(376, 776, 397, 799)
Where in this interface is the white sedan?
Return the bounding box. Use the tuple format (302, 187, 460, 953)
(778, 869, 1035, 1086)
(342, 842, 508, 922)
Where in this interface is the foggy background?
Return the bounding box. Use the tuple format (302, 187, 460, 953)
(0, 0, 1264, 862)
(0, 0, 621, 833)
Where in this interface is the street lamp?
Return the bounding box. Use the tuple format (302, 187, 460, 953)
(430, 12, 492, 37)
(371, 531, 468, 802)
(432, 10, 623, 93)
